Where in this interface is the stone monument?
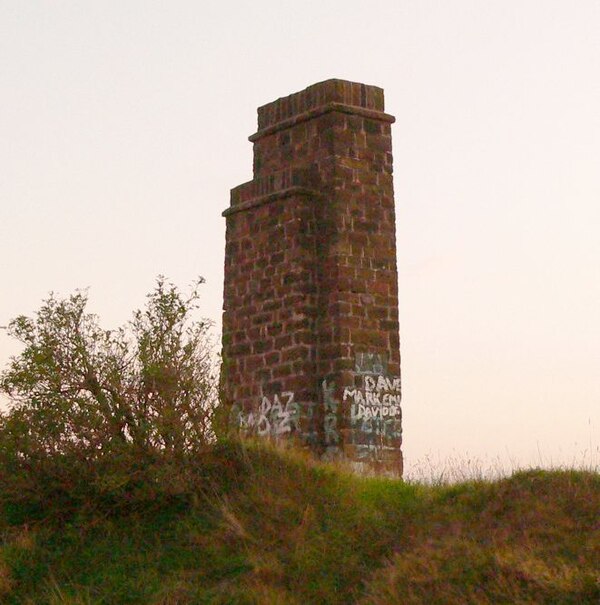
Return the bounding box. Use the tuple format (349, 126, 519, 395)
(222, 79, 402, 475)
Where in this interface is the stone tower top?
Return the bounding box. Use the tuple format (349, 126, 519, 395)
(252, 79, 393, 137)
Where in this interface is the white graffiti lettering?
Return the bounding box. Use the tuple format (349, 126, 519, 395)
(343, 374, 402, 446)
(233, 392, 300, 437)
(322, 379, 340, 446)
(364, 375, 401, 393)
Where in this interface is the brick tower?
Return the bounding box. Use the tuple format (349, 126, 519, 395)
(222, 79, 402, 475)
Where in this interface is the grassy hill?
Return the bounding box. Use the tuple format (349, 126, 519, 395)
(0, 441, 598, 604)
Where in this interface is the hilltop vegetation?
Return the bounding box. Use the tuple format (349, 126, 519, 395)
(0, 281, 598, 603)
(0, 440, 598, 604)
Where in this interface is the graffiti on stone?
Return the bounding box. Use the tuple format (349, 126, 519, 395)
(355, 352, 387, 375)
(322, 380, 340, 446)
(301, 400, 320, 447)
(230, 368, 401, 464)
(343, 374, 402, 453)
(344, 376, 401, 422)
(232, 391, 299, 437)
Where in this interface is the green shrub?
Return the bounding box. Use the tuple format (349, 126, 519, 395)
(0, 277, 219, 514)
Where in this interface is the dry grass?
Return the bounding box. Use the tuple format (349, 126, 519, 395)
(0, 440, 598, 604)
(0, 558, 13, 598)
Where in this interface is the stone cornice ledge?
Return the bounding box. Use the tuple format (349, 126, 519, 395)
(249, 102, 395, 142)
(222, 186, 321, 217)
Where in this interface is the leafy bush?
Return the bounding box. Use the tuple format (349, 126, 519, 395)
(0, 277, 219, 513)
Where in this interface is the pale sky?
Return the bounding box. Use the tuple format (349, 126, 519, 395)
(1, 1, 599, 477)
